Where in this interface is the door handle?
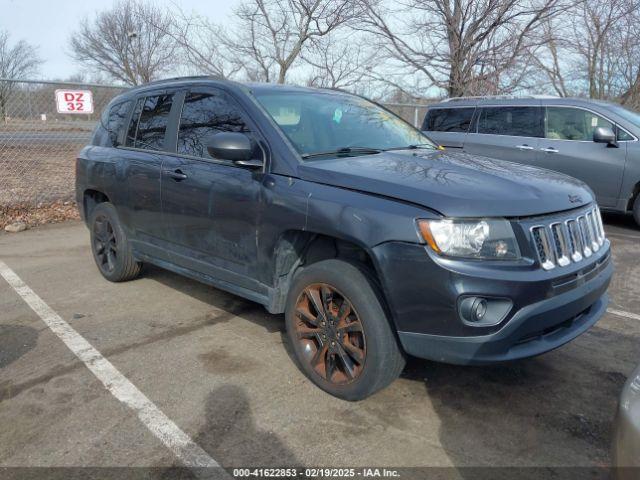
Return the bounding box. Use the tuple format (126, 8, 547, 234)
(516, 144, 534, 151)
(540, 147, 559, 154)
(163, 169, 188, 181)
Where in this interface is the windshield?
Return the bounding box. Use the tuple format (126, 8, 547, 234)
(253, 91, 435, 158)
(609, 105, 640, 128)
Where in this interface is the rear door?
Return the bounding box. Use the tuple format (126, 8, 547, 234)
(535, 106, 627, 207)
(421, 106, 476, 148)
(463, 105, 543, 165)
(120, 91, 179, 260)
(160, 87, 267, 295)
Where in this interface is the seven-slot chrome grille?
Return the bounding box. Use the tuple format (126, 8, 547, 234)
(530, 206, 606, 271)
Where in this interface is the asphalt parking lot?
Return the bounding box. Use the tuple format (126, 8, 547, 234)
(1, 214, 639, 477)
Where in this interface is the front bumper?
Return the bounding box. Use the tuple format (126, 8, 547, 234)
(373, 241, 612, 365)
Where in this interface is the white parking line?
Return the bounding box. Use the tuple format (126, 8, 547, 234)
(0, 259, 220, 470)
(608, 308, 640, 322)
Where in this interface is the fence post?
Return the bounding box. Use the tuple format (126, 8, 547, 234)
(414, 107, 419, 128)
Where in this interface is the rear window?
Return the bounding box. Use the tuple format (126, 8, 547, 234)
(125, 94, 174, 151)
(93, 100, 131, 147)
(478, 106, 543, 137)
(423, 108, 475, 133)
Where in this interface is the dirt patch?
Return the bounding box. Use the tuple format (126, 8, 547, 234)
(198, 349, 258, 374)
(0, 200, 80, 230)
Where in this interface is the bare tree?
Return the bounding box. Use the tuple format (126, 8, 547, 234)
(526, 17, 573, 96)
(0, 30, 43, 120)
(617, 11, 640, 108)
(175, 0, 362, 84)
(302, 34, 379, 90)
(570, 0, 638, 99)
(68, 0, 177, 85)
(356, 0, 567, 97)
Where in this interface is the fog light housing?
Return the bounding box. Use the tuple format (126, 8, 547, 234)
(458, 296, 512, 327)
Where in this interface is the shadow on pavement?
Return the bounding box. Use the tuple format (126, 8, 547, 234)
(0, 324, 38, 369)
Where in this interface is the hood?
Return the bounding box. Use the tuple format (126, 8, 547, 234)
(297, 150, 593, 217)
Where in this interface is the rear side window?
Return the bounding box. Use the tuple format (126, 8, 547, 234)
(177, 91, 250, 158)
(93, 100, 131, 147)
(546, 107, 614, 141)
(423, 108, 475, 132)
(125, 94, 174, 151)
(478, 106, 543, 137)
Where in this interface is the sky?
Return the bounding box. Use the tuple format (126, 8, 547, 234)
(0, 0, 239, 81)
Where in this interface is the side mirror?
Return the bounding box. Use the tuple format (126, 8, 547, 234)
(206, 132, 263, 166)
(593, 127, 618, 147)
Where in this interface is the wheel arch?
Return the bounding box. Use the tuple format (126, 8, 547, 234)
(627, 180, 640, 212)
(267, 230, 386, 315)
(83, 189, 111, 223)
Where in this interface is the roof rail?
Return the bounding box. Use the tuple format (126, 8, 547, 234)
(142, 75, 225, 86)
(441, 94, 559, 102)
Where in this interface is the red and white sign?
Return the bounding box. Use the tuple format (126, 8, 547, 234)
(55, 89, 94, 114)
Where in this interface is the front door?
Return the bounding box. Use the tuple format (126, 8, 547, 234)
(535, 107, 627, 208)
(463, 105, 543, 166)
(160, 88, 265, 293)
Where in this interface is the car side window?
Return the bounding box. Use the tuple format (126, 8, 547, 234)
(124, 94, 174, 151)
(617, 128, 634, 141)
(546, 107, 614, 141)
(94, 101, 132, 147)
(125, 98, 144, 147)
(177, 91, 251, 159)
(423, 108, 475, 133)
(136, 95, 174, 150)
(477, 106, 543, 137)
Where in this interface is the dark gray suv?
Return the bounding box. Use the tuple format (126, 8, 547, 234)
(422, 97, 640, 226)
(77, 79, 612, 400)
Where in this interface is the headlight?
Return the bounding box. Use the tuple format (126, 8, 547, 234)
(417, 218, 520, 259)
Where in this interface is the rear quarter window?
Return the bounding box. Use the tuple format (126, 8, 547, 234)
(93, 100, 132, 147)
(423, 107, 475, 132)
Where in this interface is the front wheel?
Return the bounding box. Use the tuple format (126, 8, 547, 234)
(633, 195, 640, 228)
(285, 259, 405, 401)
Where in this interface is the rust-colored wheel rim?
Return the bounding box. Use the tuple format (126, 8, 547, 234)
(294, 283, 366, 385)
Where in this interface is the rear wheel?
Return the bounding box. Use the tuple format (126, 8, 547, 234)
(285, 259, 405, 401)
(633, 195, 640, 228)
(89, 202, 141, 282)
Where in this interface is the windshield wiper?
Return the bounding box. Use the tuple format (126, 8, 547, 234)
(301, 147, 382, 160)
(384, 143, 436, 151)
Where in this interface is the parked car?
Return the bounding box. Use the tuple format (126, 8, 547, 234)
(422, 97, 640, 226)
(613, 363, 640, 478)
(77, 78, 613, 400)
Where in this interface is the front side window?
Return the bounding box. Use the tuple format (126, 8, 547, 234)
(125, 94, 174, 151)
(545, 107, 613, 141)
(253, 91, 435, 157)
(177, 91, 251, 158)
(423, 108, 475, 133)
(618, 128, 635, 141)
(477, 106, 543, 137)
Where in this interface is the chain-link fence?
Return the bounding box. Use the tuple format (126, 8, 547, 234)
(382, 102, 432, 128)
(0, 79, 125, 207)
(0, 78, 432, 208)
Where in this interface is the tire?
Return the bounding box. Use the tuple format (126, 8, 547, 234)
(89, 202, 141, 282)
(285, 259, 405, 401)
(634, 195, 640, 228)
